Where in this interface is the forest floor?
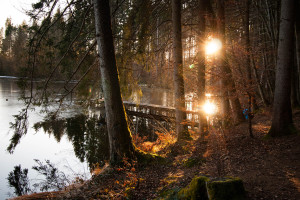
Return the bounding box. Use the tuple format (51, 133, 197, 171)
(11, 109, 300, 200)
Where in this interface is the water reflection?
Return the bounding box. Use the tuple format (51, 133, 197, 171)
(34, 109, 175, 171)
(34, 114, 109, 169)
(0, 78, 90, 199)
(1, 77, 176, 198)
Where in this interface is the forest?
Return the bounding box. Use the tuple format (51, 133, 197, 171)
(1, 0, 299, 199)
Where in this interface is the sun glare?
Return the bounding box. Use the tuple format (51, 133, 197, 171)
(205, 38, 222, 55)
(203, 101, 217, 115)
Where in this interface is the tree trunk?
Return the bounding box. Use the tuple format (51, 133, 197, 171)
(225, 65, 245, 124)
(216, 0, 230, 124)
(93, 0, 136, 165)
(295, 0, 300, 100)
(251, 56, 270, 107)
(244, 0, 253, 137)
(291, 55, 300, 108)
(172, 0, 190, 140)
(268, 0, 296, 137)
(197, 0, 208, 135)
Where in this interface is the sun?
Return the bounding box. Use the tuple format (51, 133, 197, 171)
(205, 38, 222, 55)
(203, 101, 217, 115)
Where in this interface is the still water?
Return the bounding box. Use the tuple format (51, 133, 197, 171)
(0, 78, 90, 199)
(0, 78, 174, 199)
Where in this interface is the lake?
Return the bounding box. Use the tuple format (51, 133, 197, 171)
(0, 77, 175, 199)
(0, 78, 90, 199)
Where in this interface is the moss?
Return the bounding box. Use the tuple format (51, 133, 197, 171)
(135, 148, 166, 165)
(156, 176, 246, 200)
(177, 176, 209, 200)
(206, 177, 246, 200)
(168, 176, 246, 200)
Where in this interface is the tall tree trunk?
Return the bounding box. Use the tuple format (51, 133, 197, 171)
(251, 56, 270, 107)
(244, 0, 254, 137)
(268, 0, 296, 137)
(227, 39, 247, 123)
(197, 0, 208, 135)
(216, 0, 230, 124)
(225, 65, 245, 124)
(93, 0, 135, 165)
(172, 0, 190, 140)
(291, 54, 300, 108)
(295, 0, 300, 97)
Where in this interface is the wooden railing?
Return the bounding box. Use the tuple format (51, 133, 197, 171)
(123, 101, 200, 126)
(92, 99, 200, 127)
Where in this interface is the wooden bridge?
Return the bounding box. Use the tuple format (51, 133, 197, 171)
(92, 99, 201, 127)
(124, 101, 201, 128)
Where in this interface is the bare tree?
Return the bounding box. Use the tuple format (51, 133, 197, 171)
(268, 0, 296, 137)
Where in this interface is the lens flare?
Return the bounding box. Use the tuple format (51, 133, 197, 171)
(205, 38, 222, 55)
(203, 101, 217, 115)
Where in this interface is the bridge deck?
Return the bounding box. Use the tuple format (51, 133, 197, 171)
(123, 101, 199, 127)
(93, 99, 200, 126)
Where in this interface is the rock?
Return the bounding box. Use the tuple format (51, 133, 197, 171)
(206, 177, 246, 200)
(162, 176, 247, 200)
(177, 176, 209, 200)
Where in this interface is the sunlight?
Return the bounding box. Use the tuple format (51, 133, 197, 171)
(205, 38, 222, 55)
(203, 101, 217, 115)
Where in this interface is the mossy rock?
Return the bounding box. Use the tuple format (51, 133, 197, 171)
(206, 177, 246, 200)
(177, 176, 209, 200)
(164, 176, 247, 200)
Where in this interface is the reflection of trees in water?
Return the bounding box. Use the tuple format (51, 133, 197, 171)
(34, 112, 173, 169)
(128, 116, 173, 142)
(34, 116, 66, 142)
(34, 114, 109, 169)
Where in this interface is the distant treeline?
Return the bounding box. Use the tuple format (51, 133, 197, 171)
(0, 18, 28, 76)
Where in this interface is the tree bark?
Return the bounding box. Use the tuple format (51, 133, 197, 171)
(295, 0, 300, 101)
(268, 0, 296, 137)
(291, 55, 300, 108)
(172, 0, 190, 140)
(216, 0, 230, 124)
(225, 65, 245, 124)
(244, 0, 253, 137)
(93, 0, 136, 165)
(251, 56, 270, 107)
(197, 0, 208, 135)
